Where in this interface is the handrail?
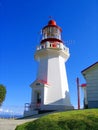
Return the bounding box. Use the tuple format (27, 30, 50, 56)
(24, 102, 41, 111)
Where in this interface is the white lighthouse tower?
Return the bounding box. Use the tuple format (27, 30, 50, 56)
(24, 20, 73, 116)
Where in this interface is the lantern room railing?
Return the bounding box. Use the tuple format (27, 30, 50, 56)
(36, 42, 69, 53)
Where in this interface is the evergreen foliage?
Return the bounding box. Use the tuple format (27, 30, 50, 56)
(0, 84, 6, 106)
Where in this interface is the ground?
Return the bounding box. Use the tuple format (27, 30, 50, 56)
(0, 118, 34, 130)
(0, 113, 49, 130)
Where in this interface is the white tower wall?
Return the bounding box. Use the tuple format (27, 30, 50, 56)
(44, 56, 70, 105)
(35, 47, 72, 109)
(24, 20, 73, 117)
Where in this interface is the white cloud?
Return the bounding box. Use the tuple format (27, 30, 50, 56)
(0, 108, 12, 113)
(0, 107, 23, 115)
(0, 108, 3, 112)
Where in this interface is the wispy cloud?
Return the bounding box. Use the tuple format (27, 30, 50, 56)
(0, 106, 23, 115)
(0, 108, 3, 112)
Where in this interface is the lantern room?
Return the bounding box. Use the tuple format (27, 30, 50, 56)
(36, 20, 69, 58)
(41, 20, 62, 44)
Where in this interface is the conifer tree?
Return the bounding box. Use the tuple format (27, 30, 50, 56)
(0, 84, 6, 106)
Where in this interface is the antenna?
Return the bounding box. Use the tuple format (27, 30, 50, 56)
(49, 16, 52, 19)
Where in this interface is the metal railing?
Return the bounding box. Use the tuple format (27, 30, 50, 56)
(24, 102, 41, 111)
(36, 42, 69, 53)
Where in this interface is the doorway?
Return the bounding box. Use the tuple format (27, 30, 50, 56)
(35, 91, 41, 109)
(37, 92, 41, 104)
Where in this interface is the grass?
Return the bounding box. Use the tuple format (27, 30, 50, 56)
(15, 109, 98, 130)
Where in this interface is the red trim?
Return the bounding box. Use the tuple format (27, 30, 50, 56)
(52, 43, 56, 47)
(40, 38, 63, 44)
(81, 83, 87, 87)
(38, 80, 49, 85)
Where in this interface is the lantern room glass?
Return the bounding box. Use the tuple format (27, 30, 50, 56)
(42, 27, 61, 40)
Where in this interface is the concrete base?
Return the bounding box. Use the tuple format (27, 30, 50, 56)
(24, 105, 74, 117)
(41, 105, 74, 111)
(24, 110, 38, 117)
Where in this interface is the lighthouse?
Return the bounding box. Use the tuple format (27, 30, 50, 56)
(24, 20, 73, 116)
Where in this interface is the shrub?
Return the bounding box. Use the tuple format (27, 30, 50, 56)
(15, 109, 98, 130)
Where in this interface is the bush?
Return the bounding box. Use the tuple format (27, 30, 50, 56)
(15, 109, 98, 130)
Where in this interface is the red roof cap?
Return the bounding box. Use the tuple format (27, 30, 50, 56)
(42, 19, 62, 32)
(48, 20, 56, 25)
(81, 83, 87, 87)
(38, 80, 49, 85)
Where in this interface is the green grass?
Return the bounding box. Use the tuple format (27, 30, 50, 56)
(15, 109, 98, 130)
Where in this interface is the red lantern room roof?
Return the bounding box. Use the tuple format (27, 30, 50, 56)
(43, 19, 62, 32)
(48, 20, 56, 25)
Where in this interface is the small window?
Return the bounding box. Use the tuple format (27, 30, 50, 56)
(36, 83, 40, 86)
(42, 45, 44, 49)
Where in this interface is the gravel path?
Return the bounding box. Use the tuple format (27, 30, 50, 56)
(0, 113, 51, 130)
(0, 118, 37, 130)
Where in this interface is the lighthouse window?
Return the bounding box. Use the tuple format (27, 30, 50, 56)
(47, 27, 51, 38)
(36, 83, 40, 86)
(49, 27, 52, 33)
(42, 27, 61, 40)
(41, 45, 44, 49)
(42, 29, 48, 39)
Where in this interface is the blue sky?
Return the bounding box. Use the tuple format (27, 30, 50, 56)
(0, 0, 98, 113)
